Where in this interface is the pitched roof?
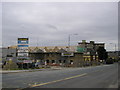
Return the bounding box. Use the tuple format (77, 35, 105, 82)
(8, 45, 77, 52)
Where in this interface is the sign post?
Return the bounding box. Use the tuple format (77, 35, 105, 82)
(17, 38, 29, 69)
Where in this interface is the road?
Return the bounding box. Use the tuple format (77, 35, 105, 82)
(2, 63, 118, 89)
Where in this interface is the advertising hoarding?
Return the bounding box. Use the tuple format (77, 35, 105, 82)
(23, 60, 32, 63)
(17, 38, 29, 60)
(18, 45, 29, 47)
(17, 49, 29, 53)
(77, 47, 86, 52)
(18, 40, 28, 44)
(18, 53, 29, 57)
(17, 47, 28, 49)
(18, 38, 28, 41)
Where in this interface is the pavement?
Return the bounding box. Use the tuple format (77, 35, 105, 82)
(0, 64, 106, 74)
(2, 63, 119, 89)
(0, 67, 63, 74)
(0, 64, 111, 74)
(0, 69, 44, 74)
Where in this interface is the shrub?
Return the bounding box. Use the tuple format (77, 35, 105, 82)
(3, 60, 18, 70)
(106, 58, 114, 64)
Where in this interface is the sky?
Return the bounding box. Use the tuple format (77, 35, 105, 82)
(1, 1, 118, 51)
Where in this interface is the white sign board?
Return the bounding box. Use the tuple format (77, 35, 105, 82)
(18, 53, 29, 57)
(18, 49, 29, 52)
(61, 52, 74, 56)
(23, 60, 32, 63)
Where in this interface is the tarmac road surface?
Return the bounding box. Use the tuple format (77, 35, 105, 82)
(2, 63, 118, 89)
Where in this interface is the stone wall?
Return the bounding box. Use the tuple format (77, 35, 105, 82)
(29, 52, 83, 67)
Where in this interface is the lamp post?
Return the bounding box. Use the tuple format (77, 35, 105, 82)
(67, 34, 78, 67)
(110, 43, 116, 52)
(110, 43, 118, 61)
(68, 34, 78, 52)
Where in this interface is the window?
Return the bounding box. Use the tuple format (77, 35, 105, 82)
(46, 60, 49, 63)
(59, 60, 61, 63)
(52, 60, 55, 63)
(63, 60, 66, 63)
(70, 60, 73, 64)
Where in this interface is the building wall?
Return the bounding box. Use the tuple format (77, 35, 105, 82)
(29, 52, 83, 67)
(2, 48, 17, 58)
(107, 51, 119, 60)
(77, 40, 105, 51)
(69, 53, 84, 67)
(77, 40, 105, 62)
(1, 47, 17, 63)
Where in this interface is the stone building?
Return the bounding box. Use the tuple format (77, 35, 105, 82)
(77, 40, 105, 53)
(29, 47, 83, 67)
(77, 40, 105, 65)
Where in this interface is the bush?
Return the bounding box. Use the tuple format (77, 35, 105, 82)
(106, 58, 114, 64)
(3, 60, 18, 70)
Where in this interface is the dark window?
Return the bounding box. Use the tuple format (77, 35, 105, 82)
(63, 60, 66, 63)
(7, 55, 13, 57)
(46, 60, 49, 63)
(59, 60, 61, 63)
(70, 60, 73, 63)
(52, 60, 55, 63)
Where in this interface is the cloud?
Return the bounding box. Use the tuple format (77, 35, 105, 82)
(2, 2, 118, 50)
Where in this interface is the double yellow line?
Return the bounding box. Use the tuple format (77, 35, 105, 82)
(30, 73, 87, 88)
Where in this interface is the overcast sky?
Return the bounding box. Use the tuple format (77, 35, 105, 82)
(2, 2, 118, 51)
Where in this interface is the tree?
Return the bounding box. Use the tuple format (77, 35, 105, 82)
(97, 47, 108, 61)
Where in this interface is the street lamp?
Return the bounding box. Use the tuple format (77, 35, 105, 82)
(109, 43, 119, 61)
(110, 43, 116, 52)
(68, 34, 78, 52)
